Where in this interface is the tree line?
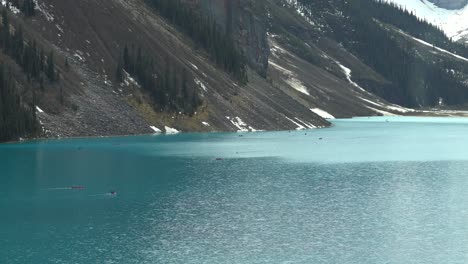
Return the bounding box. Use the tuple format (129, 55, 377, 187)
(4, 0, 36, 17)
(145, 0, 248, 84)
(0, 63, 38, 141)
(294, 0, 468, 107)
(0, 7, 57, 142)
(116, 44, 201, 115)
(339, 0, 468, 106)
(1, 9, 56, 83)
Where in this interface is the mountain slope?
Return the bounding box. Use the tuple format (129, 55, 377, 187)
(2, 0, 468, 141)
(278, 0, 468, 107)
(1, 0, 333, 140)
(384, 0, 468, 43)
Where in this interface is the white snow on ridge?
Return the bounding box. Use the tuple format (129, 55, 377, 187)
(383, 0, 468, 42)
(310, 108, 335, 119)
(397, 30, 468, 62)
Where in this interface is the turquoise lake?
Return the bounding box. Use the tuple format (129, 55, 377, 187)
(2, 116, 468, 263)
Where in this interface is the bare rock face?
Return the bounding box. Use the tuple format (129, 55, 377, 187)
(427, 0, 468, 9)
(187, 0, 270, 77)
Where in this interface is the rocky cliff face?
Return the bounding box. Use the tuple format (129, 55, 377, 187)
(427, 0, 468, 9)
(191, 0, 270, 77)
(5, 0, 462, 141)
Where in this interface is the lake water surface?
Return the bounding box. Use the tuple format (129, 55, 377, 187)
(1, 116, 468, 263)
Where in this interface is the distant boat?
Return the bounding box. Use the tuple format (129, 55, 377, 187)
(70, 186, 85, 190)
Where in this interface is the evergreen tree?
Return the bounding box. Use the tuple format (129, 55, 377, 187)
(123, 44, 130, 73)
(145, 0, 247, 84)
(46, 51, 55, 81)
(285, 0, 468, 107)
(20, 0, 36, 16)
(115, 55, 124, 83)
(0, 63, 38, 142)
(116, 44, 201, 114)
(64, 58, 70, 71)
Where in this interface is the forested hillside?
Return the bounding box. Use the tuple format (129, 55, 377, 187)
(2, 0, 468, 142)
(145, 0, 248, 84)
(0, 5, 57, 141)
(0, 64, 38, 141)
(283, 0, 468, 107)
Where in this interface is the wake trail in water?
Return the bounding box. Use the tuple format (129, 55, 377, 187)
(41, 186, 85, 191)
(42, 187, 73, 191)
(88, 194, 107, 197)
(88, 192, 117, 198)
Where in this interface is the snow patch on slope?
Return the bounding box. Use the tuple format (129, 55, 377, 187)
(194, 78, 207, 92)
(384, 0, 468, 42)
(121, 71, 140, 88)
(269, 41, 310, 96)
(335, 61, 367, 92)
(164, 126, 179, 134)
(150, 126, 161, 133)
(36, 106, 44, 113)
(334, 58, 415, 114)
(285, 78, 310, 96)
(1, 1, 20, 14)
(397, 29, 468, 62)
(366, 106, 398, 116)
(284, 116, 316, 130)
(310, 108, 335, 119)
(284, 0, 318, 26)
(226, 116, 259, 132)
(34, 0, 55, 22)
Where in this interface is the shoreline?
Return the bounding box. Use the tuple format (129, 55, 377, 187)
(1, 123, 338, 145)
(4, 112, 468, 145)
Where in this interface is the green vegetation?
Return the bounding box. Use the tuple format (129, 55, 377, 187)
(0, 64, 38, 141)
(0, 8, 57, 142)
(7, 0, 36, 17)
(0, 9, 56, 83)
(288, 0, 468, 107)
(116, 44, 201, 115)
(145, 0, 247, 84)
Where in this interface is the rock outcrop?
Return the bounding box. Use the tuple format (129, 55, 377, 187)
(189, 0, 270, 77)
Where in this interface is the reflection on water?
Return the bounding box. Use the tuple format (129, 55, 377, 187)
(1, 117, 468, 263)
